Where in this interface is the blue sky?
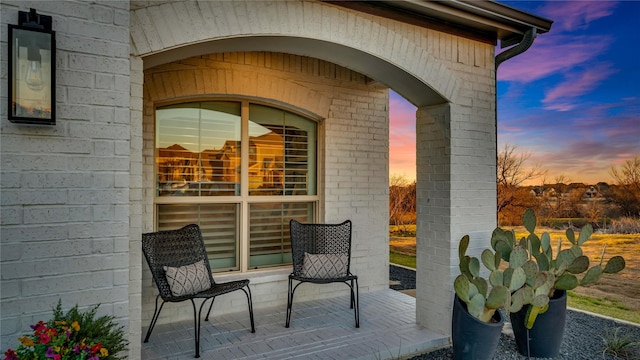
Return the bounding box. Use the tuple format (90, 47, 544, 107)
(390, 0, 640, 185)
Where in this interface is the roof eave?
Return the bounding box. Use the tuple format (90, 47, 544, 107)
(323, 0, 553, 45)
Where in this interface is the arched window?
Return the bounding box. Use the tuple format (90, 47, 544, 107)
(155, 101, 318, 271)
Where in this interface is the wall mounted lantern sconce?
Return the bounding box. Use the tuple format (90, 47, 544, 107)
(8, 8, 56, 125)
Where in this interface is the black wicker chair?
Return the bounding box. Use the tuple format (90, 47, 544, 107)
(142, 224, 255, 358)
(286, 219, 359, 328)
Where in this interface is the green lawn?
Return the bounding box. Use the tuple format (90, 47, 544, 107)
(567, 292, 640, 324)
(390, 252, 416, 269)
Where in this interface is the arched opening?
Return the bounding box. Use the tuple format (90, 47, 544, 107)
(143, 36, 448, 107)
(140, 47, 417, 320)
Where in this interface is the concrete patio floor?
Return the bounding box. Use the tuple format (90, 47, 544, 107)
(141, 289, 449, 359)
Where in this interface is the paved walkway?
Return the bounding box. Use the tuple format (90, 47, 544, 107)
(141, 289, 448, 359)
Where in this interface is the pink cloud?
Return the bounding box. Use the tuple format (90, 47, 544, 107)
(390, 95, 416, 128)
(542, 63, 617, 110)
(389, 137, 416, 178)
(498, 35, 611, 83)
(389, 92, 418, 178)
(526, 146, 614, 185)
(390, 93, 417, 154)
(603, 108, 640, 141)
(512, 122, 640, 185)
(538, 1, 617, 32)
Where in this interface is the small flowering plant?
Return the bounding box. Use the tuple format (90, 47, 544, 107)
(4, 320, 108, 360)
(4, 301, 127, 360)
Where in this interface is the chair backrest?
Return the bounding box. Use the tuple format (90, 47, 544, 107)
(142, 224, 214, 300)
(289, 219, 352, 277)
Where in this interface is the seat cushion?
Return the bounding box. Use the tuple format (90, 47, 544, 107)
(163, 260, 210, 297)
(300, 252, 348, 279)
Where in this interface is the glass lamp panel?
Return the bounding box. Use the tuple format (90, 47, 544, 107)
(10, 28, 54, 121)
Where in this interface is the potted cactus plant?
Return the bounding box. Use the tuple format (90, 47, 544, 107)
(452, 234, 533, 360)
(491, 208, 626, 358)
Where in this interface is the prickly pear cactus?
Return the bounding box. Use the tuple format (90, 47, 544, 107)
(454, 235, 512, 323)
(525, 209, 624, 297)
(604, 256, 625, 273)
(494, 208, 627, 329)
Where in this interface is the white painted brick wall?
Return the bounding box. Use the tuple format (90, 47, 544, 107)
(129, 55, 144, 359)
(130, 1, 459, 104)
(0, 1, 131, 353)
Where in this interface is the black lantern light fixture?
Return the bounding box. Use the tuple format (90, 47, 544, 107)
(8, 8, 56, 125)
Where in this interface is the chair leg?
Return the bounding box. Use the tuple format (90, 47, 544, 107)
(190, 299, 200, 358)
(193, 298, 215, 358)
(242, 286, 256, 333)
(350, 279, 355, 309)
(353, 278, 360, 328)
(204, 297, 215, 321)
(144, 295, 165, 343)
(285, 277, 294, 328)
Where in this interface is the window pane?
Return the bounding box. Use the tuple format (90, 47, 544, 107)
(248, 104, 316, 196)
(157, 203, 239, 272)
(249, 202, 314, 268)
(157, 102, 241, 196)
(155, 100, 319, 273)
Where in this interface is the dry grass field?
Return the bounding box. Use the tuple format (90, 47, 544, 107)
(390, 227, 640, 320)
(389, 236, 416, 256)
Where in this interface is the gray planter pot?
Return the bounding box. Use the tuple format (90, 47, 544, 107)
(452, 294, 504, 360)
(510, 290, 567, 358)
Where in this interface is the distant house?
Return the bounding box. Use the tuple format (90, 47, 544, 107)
(584, 185, 600, 198)
(0, 1, 551, 356)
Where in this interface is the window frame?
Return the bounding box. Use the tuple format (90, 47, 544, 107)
(154, 98, 321, 273)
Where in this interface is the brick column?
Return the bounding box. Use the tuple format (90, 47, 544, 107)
(415, 103, 497, 335)
(128, 55, 144, 359)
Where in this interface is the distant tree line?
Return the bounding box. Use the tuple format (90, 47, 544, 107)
(389, 147, 640, 231)
(497, 145, 640, 228)
(389, 174, 416, 231)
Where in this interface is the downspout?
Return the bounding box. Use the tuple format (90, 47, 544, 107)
(494, 27, 537, 225)
(495, 27, 537, 70)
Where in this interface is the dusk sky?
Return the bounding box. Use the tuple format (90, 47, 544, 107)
(389, 0, 640, 185)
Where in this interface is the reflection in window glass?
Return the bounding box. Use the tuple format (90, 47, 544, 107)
(249, 104, 316, 196)
(156, 102, 241, 196)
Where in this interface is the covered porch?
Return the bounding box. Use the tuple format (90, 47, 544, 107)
(141, 289, 447, 359)
(0, 1, 554, 357)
